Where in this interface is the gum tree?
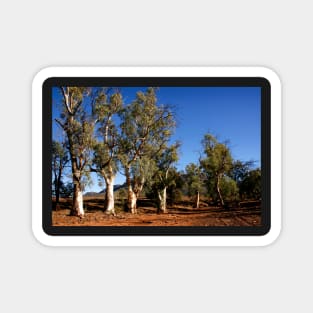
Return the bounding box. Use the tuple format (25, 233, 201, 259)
(185, 162, 205, 209)
(55, 87, 94, 217)
(130, 156, 156, 203)
(200, 134, 233, 207)
(119, 88, 176, 213)
(152, 142, 180, 213)
(91, 90, 123, 215)
(52, 140, 69, 209)
(230, 160, 255, 186)
(239, 168, 261, 200)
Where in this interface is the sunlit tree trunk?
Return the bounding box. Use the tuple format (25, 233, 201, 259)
(134, 177, 145, 205)
(70, 148, 85, 217)
(72, 182, 84, 217)
(157, 187, 167, 213)
(195, 191, 200, 209)
(104, 174, 115, 215)
(125, 166, 137, 213)
(128, 187, 137, 214)
(57, 88, 93, 218)
(216, 175, 224, 208)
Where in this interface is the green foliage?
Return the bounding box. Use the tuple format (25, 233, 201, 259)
(201, 134, 233, 176)
(220, 176, 239, 201)
(118, 88, 177, 207)
(52, 140, 68, 162)
(114, 187, 128, 200)
(114, 187, 128, 212)
(59, 182, 74, 198)
(153, 142, 180, 188)
(52, 140, 69, 178)
(57, 87, 95, 176)
(145, 143, 180, 209)
(185, 163, 205, 197)
(52, 140, 69, 203)
(229, 160, 261, 200)
(145, 167, 183, 206)
(91, 89, 123, 180)
(230, 160, 255, 184)
(131, 156, 157, 191)
(70, 120, 95, 163)
(200, 134, 234, 206)
(55, 87, 97, 213)
(166, 168, 185, 205)
(239, 168, 261, 200)
(53, 180, 74, 198)
(119, 87, 176, 166)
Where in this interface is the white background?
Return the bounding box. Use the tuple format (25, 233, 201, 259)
(0, 0, 310, 312)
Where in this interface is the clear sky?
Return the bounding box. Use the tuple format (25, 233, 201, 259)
(52, 86, 261, 193)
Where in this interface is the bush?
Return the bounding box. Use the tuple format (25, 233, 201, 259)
(239, 169, 261, 200)
(59, 182, 74, 198)
(220, 176, 239, 202)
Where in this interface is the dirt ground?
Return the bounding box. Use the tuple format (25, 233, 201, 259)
(52, 197, 261, 227)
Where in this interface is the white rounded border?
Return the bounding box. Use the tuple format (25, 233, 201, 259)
(32, 66, 281, 246)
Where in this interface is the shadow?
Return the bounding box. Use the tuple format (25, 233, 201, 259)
(138, 207, 158, 214)
(137, 198, 157, 208)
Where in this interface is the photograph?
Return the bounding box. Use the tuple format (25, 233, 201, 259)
(51, 85, 262, 228)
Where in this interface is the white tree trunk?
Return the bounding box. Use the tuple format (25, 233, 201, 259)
(158, 187, 167, 213)
(128, 188, 137, 214)
(216, 176, 224, 207)
(72, 185, 84, 217)
(196, 191, 200, 209)
(105, 177, 115, 215)
(125, 166, 137, 213)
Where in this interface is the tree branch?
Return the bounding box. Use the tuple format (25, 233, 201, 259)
(55, 118, 65, 129)
(89, 166, 99, 173)
(60, 87, 72, 115)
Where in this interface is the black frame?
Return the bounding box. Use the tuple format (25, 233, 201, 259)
(42, 77, 271, 236)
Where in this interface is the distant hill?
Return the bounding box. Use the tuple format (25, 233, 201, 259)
(84, 183, 127, 197)
(83, 192, 100, 197)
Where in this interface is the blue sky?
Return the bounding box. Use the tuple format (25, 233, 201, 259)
(53, 86, 261, 192)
